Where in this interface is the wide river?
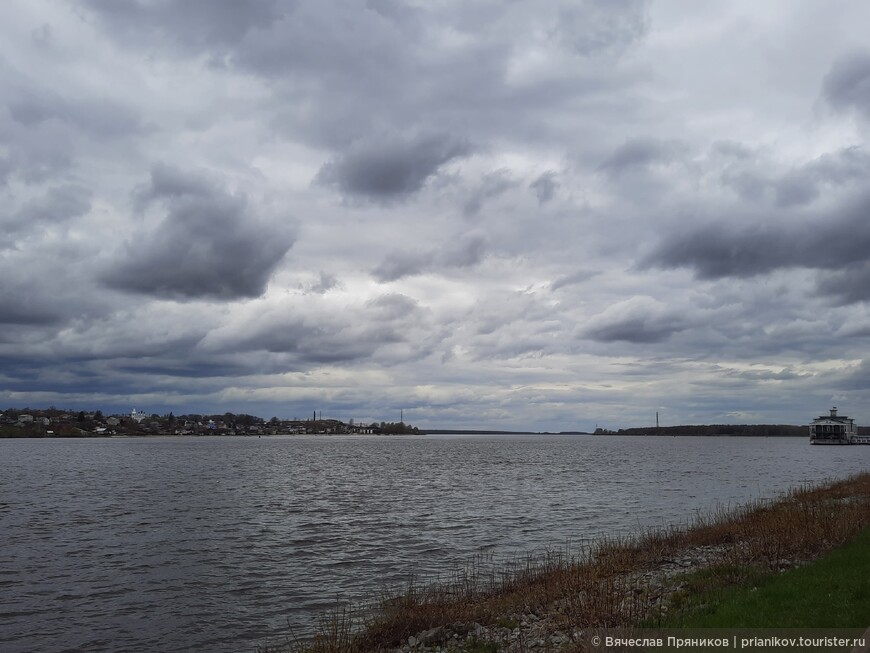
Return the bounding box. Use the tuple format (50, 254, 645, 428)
(2, 434, 869, 652)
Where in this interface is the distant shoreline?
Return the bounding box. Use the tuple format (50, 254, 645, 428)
(593, 424, 817, 437)
(597, 432, 805, 437)
(423, 429, 591, 435)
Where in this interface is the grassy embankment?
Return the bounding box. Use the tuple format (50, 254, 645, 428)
(656, 525, 870, 628)
(262, 473, 870, 653)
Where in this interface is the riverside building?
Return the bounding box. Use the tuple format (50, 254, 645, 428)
(809, 407, 870, 444)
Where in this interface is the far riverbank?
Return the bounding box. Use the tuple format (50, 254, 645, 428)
(595, 424, 810, 437)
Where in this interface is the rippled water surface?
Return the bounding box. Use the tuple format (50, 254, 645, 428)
(2, 434, 869, 652)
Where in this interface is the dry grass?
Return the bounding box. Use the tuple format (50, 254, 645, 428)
(266, 472, 870, 653)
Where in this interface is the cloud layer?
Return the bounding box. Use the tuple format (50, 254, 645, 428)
(2, 1, 870, 430)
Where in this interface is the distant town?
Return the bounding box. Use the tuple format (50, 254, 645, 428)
(0, 407, 422, 438)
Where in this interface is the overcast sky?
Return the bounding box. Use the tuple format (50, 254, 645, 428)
(3, 0, 870, 430)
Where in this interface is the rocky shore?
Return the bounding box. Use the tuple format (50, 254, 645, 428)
(388, 544, 781, 652)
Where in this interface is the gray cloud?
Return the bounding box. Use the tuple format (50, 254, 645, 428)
(0, 156, 12, 185)
(78, 0, 652, 159)
(598, 137, 688, 177)
(0, 295, 65, 326)
(9, 90, 142, 138)
(816, 263, 870, 305)
(198, 293, 427, 367)
(587, 318, 679, 343)
(646, 223, 791, 280)
(645, 184, 870, 297)
(80, 0, 282, 53)
(463, 169, 516, 216)
(557, 0, 648, 57)
(440, 236, 487, 269)
(6, 185, 91, 234)
(721, 147, 870, 207)
(371, 251, 435, 283)
(316, 133, 472, 201)
(836, 360, 870, 390)
(6, 2, 870, 430)
(300, 271, 339, 295)
(582, 298, 689, 344)
(372, 235, 486, 282)
(529, 172, 557, 205)
(550, 269, 597, 291)
(725, 367, 810, 382)
(823, 50, 870, 119)
(365, 293, 420, 320)
(102, 164, 295, 300)
(0, 123, 74, 184)
(0, 251, 102, 327)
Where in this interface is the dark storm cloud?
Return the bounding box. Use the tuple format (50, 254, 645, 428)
(647, 223, 790, 280)
(646, 184, 870, 297)
(102, 164, 295, 300)
(823, 50, 870, 119)
(836, 361, 870, 390)
(0, 351, 248, 397)
(79, 0, 282, 52)
(316, 133, 472, 201)
(0, 297, 64, 326)
(581, 297, 688, 344)
(219, 316, 404, 365)
(0, 235, 107, 327)
(117, 359, 253, 380)
(585, 315, 686, 344)
(0, 265, 94, 326)
(816, 263, 870, 304)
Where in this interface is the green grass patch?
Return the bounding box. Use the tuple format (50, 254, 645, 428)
(661, 527, 870, 627)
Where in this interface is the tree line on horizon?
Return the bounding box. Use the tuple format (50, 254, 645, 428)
(596, 423, 870, 436)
